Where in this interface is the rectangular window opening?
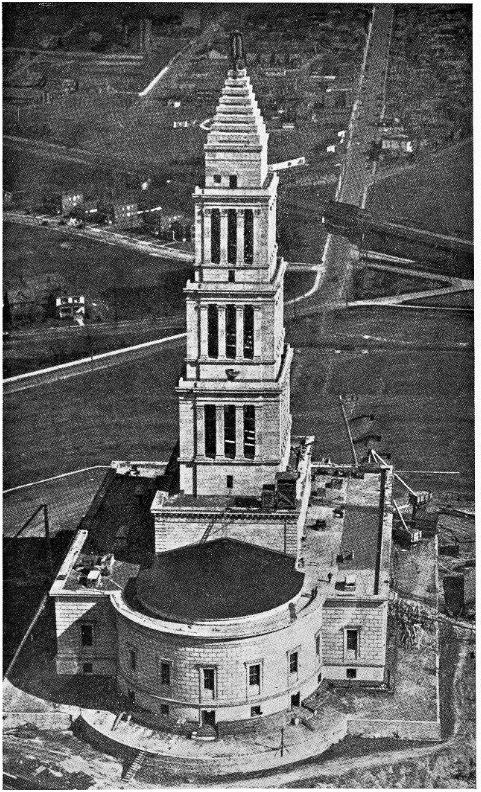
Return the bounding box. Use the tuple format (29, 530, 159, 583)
(228, 269, 235, 282)
(161, 662, 171, 686)
(229, 175, 238, 188)
(315, 634, 321, 656)
(346, 668, 357, 679)
(204, 404, 217, 459)
(249, 664, 261, 687)
(227, 209, 237, 265)
(225, 304, 236, 359)
(80, 624, 93, 647)
(226, 475, 234, 489)
(203, 668, 215, 692)
(130, 649, 137, 672)
(244, 405, 256, 459)
(244, 209, 254, 265)
(250, 706, 262, 717)
(207, 304, 219, 358)
(224, 405, 236, 459)
(243, 305, 254, 359)
(213, 174, 222, 184)
(289, 651, 298, 675)
(82, 662, 93, 674)
(211, 208, 220, 263)
(346, 629, 358, 655)
(290, 692, 300, 708)
(160, 703, 170, 716)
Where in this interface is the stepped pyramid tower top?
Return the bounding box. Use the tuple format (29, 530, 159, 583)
(204, 31, 269, 188)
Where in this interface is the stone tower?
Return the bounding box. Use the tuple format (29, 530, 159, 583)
(177, 36, 292, 496)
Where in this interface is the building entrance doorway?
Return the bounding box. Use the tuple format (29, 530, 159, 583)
(202, 709, 216, 727)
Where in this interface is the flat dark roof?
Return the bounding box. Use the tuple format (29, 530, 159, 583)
(339, 504, 380, 571)
(134, 538, 304, 621)
(79, 470, 158, 568)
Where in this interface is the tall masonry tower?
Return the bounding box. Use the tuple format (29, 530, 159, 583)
(177, 33, 293, 497)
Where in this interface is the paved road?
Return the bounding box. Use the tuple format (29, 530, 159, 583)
(289, 4, 394, 311)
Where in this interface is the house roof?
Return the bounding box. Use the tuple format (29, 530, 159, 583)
(134, 538, 304, 621)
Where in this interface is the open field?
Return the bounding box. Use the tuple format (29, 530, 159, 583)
(368, 140, 473, 241)
(350, 266, 447, 302)
(4, 304, 473, 502)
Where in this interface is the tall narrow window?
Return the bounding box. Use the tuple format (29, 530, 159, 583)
(244, 209, 253, 265)
(211, 208, 220, 263)
(225, 304, 236, 359)
(346, 629, 359, 658)
(243, 305, 254, 359)
(80, 624, 93, 647)
(229, 175, 238, 188)
(244, 405, 256, 459)
(289, 651, 298, 675)
(227, 209, 237, 264)
(203, 668, 215, 692)
(224, 405, 236, 459)
(207, 305, 218, 358)
(204, 405, 216, 459)
(130, 649, 137, 672)
(161, 661, 171, 686)
(249, 664, 261, 688)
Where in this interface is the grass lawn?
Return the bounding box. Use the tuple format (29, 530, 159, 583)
(368, 140, 473, 241)
(351, 267, 447, 301)
(4, 221, 192, 319)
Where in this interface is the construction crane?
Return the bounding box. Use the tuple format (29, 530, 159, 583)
(339, 394, 358, 467)
(370, 449, 432, 520)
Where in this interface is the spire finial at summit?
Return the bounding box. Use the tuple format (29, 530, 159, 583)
(230, 29, 245, 72)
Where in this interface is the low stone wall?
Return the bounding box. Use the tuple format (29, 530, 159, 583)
(347, 717, 442, 741)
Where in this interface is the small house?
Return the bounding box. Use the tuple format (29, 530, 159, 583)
(56, 295, 86, 320)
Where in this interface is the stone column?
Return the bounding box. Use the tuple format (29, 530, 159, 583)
(216, 405, 224, 458)
(218, 305, 226, 359)
(194, 204, 202, 267)
(196, 403, 205, 457)
(236, 306, 244, 359)
(253, 307, 262, 358)
(236, 405, 244, 459)
(236, 209, 245, 266)
(203, 208, 211, 264)
(219, 209, 228, 266)
(200, 305, 208, 357)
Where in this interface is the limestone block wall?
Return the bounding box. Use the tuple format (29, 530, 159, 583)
(154, 511, 299, 556)
(115, 600, 323, 722)
(321, 598, 388, 682)
(54, 594, 117, 675)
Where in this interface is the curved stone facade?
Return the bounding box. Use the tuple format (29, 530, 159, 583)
(112, 590, 323, 724)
